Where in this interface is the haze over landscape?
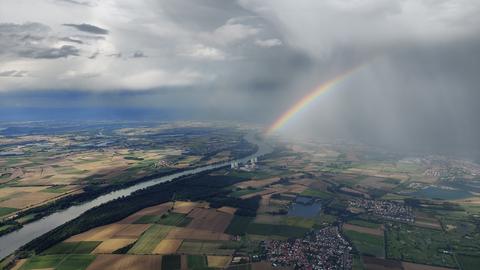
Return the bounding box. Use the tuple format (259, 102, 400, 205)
(1, 1, 480, 270)
(2, 0, 480, 157)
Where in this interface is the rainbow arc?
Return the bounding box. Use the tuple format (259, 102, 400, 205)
(266, 65, 365, 135)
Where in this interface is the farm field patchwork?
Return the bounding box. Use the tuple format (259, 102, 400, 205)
(8, 131, 480, 270)
(134, 212, 192, 227)
(92, 239, 136, 254)
(128, 225, 172, 254)
(385, 224, 457, 268)
(152, 239, 183, 254)
(85, 254, 163, 270)
(177, 240, 234, 255)
(43, 241, 101, 255)
(344, 229, 385, 258)
(19, 254, 95, 270)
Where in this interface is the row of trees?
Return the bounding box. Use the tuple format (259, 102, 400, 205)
(18, 169, 261, 256)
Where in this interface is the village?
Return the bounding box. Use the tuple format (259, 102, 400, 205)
(348, 199, 414, 223)
(264, 226, 353, 269)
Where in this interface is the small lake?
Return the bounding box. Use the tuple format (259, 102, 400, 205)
(287, 196, 322, 218)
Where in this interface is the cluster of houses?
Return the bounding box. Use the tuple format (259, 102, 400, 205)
(348, 199, 414, 223)
(264, 226, 353, 269)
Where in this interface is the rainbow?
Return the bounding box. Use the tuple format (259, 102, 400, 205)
(266, 65, 364, 135)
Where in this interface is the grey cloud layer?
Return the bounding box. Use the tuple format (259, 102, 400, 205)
(1, 0, 479, 156)
(0, 22, 81, 59)
(63, 23, 109, 35)
(0, 70, 28, 77)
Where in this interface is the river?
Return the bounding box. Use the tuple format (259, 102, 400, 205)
(0, 133, 272, 259)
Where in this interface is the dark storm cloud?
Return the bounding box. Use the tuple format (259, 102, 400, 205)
(160, 0, 254, 31)
(2, 0, 480, 158)
(57, 0, 96, 6)
(63, 23, 109, 35)
(107, 52, 122, 58)
(19, 45, 80, 59)
(88, 51, 99, 59)
(0, 22, 50, 35)
(132, 51, 146, 58)
(60, 37, 83, 44)
(0, 23, 50, 55)
(0, 22, 79, 59)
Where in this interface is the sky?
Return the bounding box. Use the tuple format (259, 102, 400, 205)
(1, 0, 480, 156)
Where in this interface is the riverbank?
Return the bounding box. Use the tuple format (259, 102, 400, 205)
(0, 133, 271, 262)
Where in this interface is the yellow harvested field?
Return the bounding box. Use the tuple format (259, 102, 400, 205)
(174, 156, 202, 169)
(205, 151, 231, 164)
(235, 177, 280, 189)
(257, 194, 275, 214)
(187, 208, 233, 232)
(207, 256, 231, 268)
(216, 206, 237, 215)
(239, 188, 277, 200)
(343, 224, 384, 236)
(172, 201, 199, 214)
(119, 202, 172, 224)
(86, 255, 163, 270)
(415, 220, 442, 229)
(167, 228, 231, 241)
(0, 186, 47, 197)
(93, 239, 136, 254)
(290, 178, 315, 186)
(10, 259, 27, 270)
(113, 224, 151, 239)
(0, 191, 58, 209)
(6, 147, 175, 187)
(180, 255, 188, 270)
(414, 211, 442, 229)
(254, 214, 283, 224)
(286, 184, 308, 194)
(66, 224, 128, 242)
(455, 197, 480, 205)
(153, 239, 183, 254)
(359, 177, 398, 189)
(402, 262, 453, 270)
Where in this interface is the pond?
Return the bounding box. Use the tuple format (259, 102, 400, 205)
(287, 196, 322, 218)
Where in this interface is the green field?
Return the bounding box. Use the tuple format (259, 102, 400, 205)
(347, 219, 382, 229)
(225, 216, 254, 235)
(134, 212, 192, 227)
(314, 213, 337, 227)
(43, 241, 101, 255)
(386, 223, 457, 268)
(281, 216, 315, 229)
(177, 240, 234, 255)
(20, 254, 95, 270)
(0, 207, 17, 217)
(128, 225, 172, 254)
(344, 230, 385, 258)
(352, 255, 365, 270)
(44, 185, 70, 193)
(230, 188, 263, 198)
(162, 255, 181, 270)
(300, 188, 332, 199)
(457, 255, 480, 270)
(187, 255, 212, 270)
(246, 223, 308, 238)
(0, 224, 15, 234)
